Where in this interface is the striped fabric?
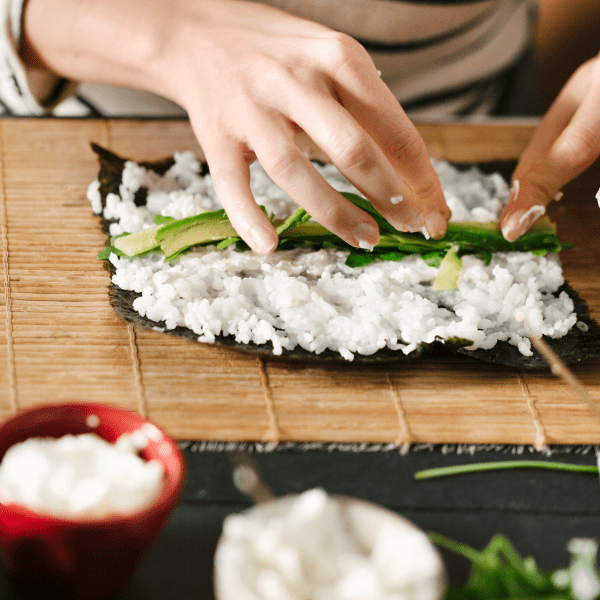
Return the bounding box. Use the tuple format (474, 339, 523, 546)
(0, 0, 536, 118)
(262, 0, 537, 117)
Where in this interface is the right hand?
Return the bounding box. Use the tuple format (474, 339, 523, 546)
(150, 0, 450, 253)
(24, 0, 450, 253)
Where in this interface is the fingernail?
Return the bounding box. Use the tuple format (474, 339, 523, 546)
(501, 211, 522, 241)
(424, 212, 447, 239)
(404, 212, 426, 231)
(389, 209, 425, 232)
(501, 205, 546, 242)
(249, 225, 277, 254)
(353, 222, 379, 248)
(510, 179, 520, 197)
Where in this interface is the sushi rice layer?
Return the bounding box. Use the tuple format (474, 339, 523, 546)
(87, 153, 576, 361)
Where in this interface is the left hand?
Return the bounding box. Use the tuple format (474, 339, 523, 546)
(500, 53, 600, 241)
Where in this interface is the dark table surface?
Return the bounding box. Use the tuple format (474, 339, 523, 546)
(2, 444, 598, 599)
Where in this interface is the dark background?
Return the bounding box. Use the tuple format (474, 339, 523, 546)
(4, 445, 596, 599)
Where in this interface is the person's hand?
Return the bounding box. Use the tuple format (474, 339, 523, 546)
(22, 0, 450, 254)
(154, 0, 452, 253)
(500, 53, 600, 241)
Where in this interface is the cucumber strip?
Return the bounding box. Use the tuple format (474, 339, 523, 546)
(114, 226, 161, 257)
(432, 246, 462, 291)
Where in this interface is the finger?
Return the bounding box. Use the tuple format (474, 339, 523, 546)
(315, 35, 449, 234)
(270, 52, 446, 237)
(292, 93, 429, 234)
(201, 137, 279, 254)
(501, 57, 600, 242)
(336, 68, 449, 224)
(512, 58, 596, 182)
(249, 115, 381, 249)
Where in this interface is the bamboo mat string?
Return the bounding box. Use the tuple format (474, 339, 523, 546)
(518, 373, 548, 452)
(106, 122, 149, 419)
(386, 373, 413, 454)
(102, 120, 112, 150)
(0, 123, 18, 413)
(127, 324, 148, 418)
(257, 357, 280, 449)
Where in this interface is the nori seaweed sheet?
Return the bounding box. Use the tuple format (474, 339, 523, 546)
(91, 144, 600, 369)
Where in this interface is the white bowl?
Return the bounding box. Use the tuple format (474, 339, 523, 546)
(214, 492, 446, 600)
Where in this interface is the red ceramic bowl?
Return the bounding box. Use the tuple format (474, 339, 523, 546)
(0, 402, 185, 599)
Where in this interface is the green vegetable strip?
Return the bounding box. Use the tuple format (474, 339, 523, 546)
(102, 191, 569, 271)
(114, 226, 161, 256)
(160, 218, 238, 260)
(275, 206, 311, 235)
(432, 246, 462, 291)
(414, 460, 598, 480)
(154, 209, 229, 241)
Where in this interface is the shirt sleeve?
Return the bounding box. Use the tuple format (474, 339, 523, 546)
(0, 0, 74, 115)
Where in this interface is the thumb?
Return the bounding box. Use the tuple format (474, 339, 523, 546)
(501, 119, 600, 242)
(501, 55, 600, 242)
(500, 174, 555, 243)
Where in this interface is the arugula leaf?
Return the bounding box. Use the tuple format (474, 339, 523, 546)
(474, 249, 493, 265)
(341, 192, 398, 233)
(97, 245, 126, 260)
(345, 251, 379, 268)
(275, 207, 311, 236)
(345, 249, 409, 268)
(431, 532, 600, 600)
(432, 534, 563, 600)
(216, 237, 241, 250)
(377, 251, 409, 262)
(423, 252, 444, 268)
(152, 214, 176, 225)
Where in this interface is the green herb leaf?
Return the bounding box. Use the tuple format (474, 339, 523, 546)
(431, 533, 566, 600)
(414, 460, 599, 480)
(342, 192, 398, 233)
(152, 215, 177, 225)
(377, 251, 409, 262)
(474, 249, 493, 265)
(275, 207, 311, 236)
(345, 251, 379, 268)
(216, 237, 240, 250)
(97, 245, 126, 260)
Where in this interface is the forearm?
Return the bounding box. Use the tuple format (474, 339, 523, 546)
(21, 0, 176, 96)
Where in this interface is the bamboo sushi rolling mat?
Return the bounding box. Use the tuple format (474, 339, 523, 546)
(0, 118, 598, 447)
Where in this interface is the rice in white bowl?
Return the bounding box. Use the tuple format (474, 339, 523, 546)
(88, 154, 577, 360)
